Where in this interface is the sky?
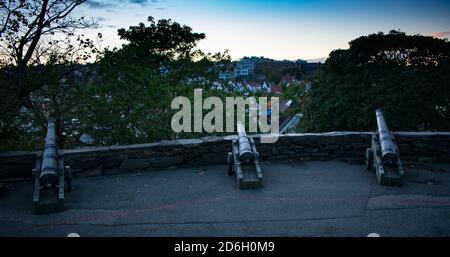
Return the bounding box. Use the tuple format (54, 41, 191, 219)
(76, 0, 450, 61)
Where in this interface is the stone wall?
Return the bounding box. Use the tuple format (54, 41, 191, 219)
(1, 132, 449, 179)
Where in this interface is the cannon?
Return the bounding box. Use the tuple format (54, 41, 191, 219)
(227, 122, 263, 189)
(32, 118, 72, 214)
(365, 109, 404, 186)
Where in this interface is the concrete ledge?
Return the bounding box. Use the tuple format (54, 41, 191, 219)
(1, 132, 449, 179)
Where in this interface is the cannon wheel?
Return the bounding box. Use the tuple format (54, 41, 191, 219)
(31, 176, 36, 192)
(65, 168, 72, 192)
(32, 156, 41, 190)
(227, 152, 234, 176)
(31, 169, 36, 191)
(365, 148, 373, 171)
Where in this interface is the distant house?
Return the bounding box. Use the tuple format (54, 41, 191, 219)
(186, 76, 209, 85)
(218, 56, 323, 81)
(279, 75, 298, 87)
(211, 81, 224, 90)
(212, 78, 284, 94)
(246, 81, 261, 92)
(216, 58, 256, 80)
(235, 58, 255, 77)
(261, 81, 271, 92)
(227, 80, 240, 91)
(298, 82, 312, 102)
(217, 80, 245, 92)
(270, 84, 283, 95)
(236, 82, 245, 91)
(219, 71, 234, 80)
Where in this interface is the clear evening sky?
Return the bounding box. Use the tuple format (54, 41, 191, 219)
(77, 0, 450, 61)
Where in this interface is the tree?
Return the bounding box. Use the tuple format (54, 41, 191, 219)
(114, 17, 205, 73)
(0, 0, 99, 150)
(300, 30, 450, 132)
(77, 17, 230, 146)
(0, 13, 231, 150)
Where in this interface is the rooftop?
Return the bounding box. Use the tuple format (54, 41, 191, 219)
(1, 160, 449, 236)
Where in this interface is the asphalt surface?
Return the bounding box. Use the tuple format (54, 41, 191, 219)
(1, 160, 450, 237)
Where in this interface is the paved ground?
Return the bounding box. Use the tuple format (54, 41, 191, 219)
(1, 160, 450, 237)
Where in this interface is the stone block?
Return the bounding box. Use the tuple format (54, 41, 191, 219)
(151, 155, 184, 168)
(311, 152, 329, 157)
(70, 158, 101, 171)
(120, 158, 153, 170)
(427, 145, 449, 153)
(179, 139, 203, 148)
(201, 154, 226, 164)
(324, 144, 339, 150)
(102, 155, 123, 168)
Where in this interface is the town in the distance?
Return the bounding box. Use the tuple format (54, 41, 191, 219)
(209, 56, 322, 95)
(1, 0, 449, 239)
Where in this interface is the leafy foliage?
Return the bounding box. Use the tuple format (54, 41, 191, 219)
(300, 31, 450, 132)
(0, 0, 99, 150)
(0, 6, 232, 151)
(73, 17, 231, 146)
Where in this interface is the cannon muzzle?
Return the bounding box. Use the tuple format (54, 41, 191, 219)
(237, 122, 255, 163)
(39, 119, 59, 186)
(375, 109, 398, 163)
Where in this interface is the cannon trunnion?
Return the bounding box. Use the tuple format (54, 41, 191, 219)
(365, 110, 404, 186)
(32, 119, 72, 214)
(227, 122, 263, 189)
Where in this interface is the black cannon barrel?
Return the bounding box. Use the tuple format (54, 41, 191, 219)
(40, 119, 59, 186)
(375, 109, 398, 163)
(237, 122, 255, 163)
